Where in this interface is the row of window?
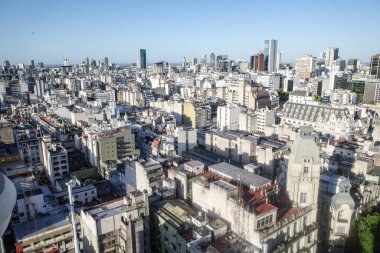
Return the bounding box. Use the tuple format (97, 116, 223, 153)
(257, 214, 273, 229)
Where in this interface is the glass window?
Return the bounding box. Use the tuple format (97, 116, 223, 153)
(300, 192, 307, 203)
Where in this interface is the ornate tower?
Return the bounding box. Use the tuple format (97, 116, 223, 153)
(329, 179, 355, 251)
(286, 126, 320, 211)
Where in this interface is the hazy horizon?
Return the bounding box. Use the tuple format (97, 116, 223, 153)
(1, 0, 379, 65)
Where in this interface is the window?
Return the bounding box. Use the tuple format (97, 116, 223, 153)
(257, 215, 273, 229)
(337, 226, 345, 235)
(304, 215, 308, 226)
(303, 167, 309, 174)
(300, 192, 307, 204)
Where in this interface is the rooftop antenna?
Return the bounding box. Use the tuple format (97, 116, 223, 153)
(67, 179, 80, 253)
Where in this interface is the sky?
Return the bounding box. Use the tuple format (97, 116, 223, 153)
(0, 0, 379, 65)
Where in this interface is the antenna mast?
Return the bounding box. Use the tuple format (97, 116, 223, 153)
(67, 179, 80, 253)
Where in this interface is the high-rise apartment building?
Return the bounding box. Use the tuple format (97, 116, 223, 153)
(40, 135, 69, 184)
(183, 101, 212, 129)
(370, 54, 380, 78)
(264, 39, 278, 73)
(294, 54, 317, 79)
(97, 127, 139, 163)
(137, 49, 147, 69)
(325, 47, 339, 67)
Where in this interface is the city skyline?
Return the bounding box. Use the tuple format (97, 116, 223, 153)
(0, 0, 379, 64)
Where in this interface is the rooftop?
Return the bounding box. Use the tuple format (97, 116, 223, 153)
(153, 199, 197, 233)
(208, 162, 272, 190)
(13, 213, 70, 241)
(185, 160, 205, 168)
(84, 198, 138, 220)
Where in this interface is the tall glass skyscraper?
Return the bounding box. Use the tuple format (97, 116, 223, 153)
(370, 54, 380, 78)
(209, 53, 215, 68)
(264, 39, 278, 73)
(137, 49, 147, 69)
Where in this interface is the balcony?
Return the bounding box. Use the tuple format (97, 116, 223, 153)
(272, 223, 318, 253)
(260, 206, 314, 238)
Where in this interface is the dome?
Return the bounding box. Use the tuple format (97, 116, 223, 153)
(0, 173, 16, 236)
(331, 179, 355, 210)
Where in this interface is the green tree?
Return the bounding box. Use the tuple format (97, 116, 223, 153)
(314, 95, 322, 102)
(347, 213, 380, 253)
(276, 88, 289, 102)
(357, 93, 364, 103)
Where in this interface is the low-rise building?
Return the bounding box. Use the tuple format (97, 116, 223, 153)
(13, 213, 74, 253)
(281, 102, 354, 138)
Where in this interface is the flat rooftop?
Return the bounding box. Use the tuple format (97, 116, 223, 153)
(186, 160, 204, 168)
(85, 198, 126, 219)
(153, 199, 197, 232)
(13, 213, 70, 241)
(54, 184, 96, 198)
(209, 162, 271, 189)
(211, 180, 237, 192)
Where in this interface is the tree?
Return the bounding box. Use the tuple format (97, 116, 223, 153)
(313, 95, 322, 102)
(346, 213, 380, 253)
(276, 88, 289, 102)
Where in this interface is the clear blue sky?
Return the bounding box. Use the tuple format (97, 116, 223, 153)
(0, 0, 379, 65)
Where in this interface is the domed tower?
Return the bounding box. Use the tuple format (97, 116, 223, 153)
(286, 126, 320, 212)
(329, 179, 355, 249)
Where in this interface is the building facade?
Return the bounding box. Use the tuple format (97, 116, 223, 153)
(80, 192, 150, 253)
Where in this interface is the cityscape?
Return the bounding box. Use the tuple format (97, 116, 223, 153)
(1, 1, 380, 253)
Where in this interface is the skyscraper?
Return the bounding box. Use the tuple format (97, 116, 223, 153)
(250, 53, 264, 72)
(137, 49, 147, 69)
(104, 57, 109, 68)
(325, 47, 339, 67)
(200, 54, 207, 65)
(30, 59, 35, 69)
(370, 54, 380, 78)
(209, 53, 215, 68)
(264, 39, 278, 73)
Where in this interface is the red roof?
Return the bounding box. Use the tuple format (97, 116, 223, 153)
(200, 171, 278, 216)
(277, 207, 302, 221)
(255, 203, 277, 215)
